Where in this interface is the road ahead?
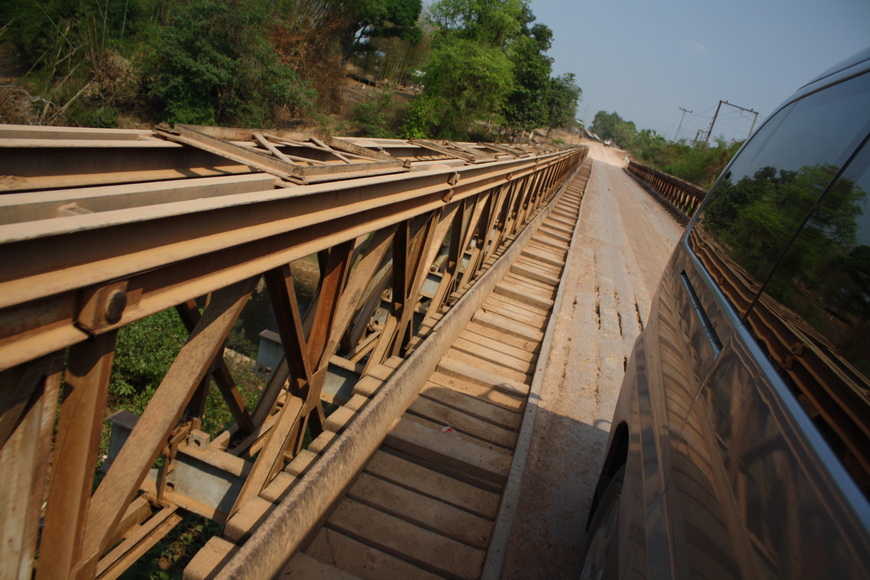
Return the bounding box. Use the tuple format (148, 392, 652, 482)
(501, 140, 685, 578)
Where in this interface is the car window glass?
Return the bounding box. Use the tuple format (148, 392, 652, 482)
(691, 72, 870, 318)
(746, 140, 870, 493)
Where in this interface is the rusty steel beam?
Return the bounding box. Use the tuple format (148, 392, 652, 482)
(0, 124, 585, 579)
(626, 160, 707, 219)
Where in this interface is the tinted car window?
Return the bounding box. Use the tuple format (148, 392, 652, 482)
(746, 139, 870, 492)
(691, 72, 870, 318)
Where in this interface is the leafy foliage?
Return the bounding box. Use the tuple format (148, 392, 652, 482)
(110, 308, 187, 398)
(414, 0, 580, 140)
(146, 0, 314, 126)
(545, 73, 582, 130)
(352, 89, 402, 137)
(420, 37, 513, 139)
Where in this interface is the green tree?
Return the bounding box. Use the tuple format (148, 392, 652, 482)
(502, 24, 553, 133)
(147, 0, 313, 126)
(421, 37, 514, 138)
(428, 0, 526, 47)
(544, 73, 581, 133)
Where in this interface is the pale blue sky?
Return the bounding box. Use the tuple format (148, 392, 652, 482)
(529, 0, 870, 143)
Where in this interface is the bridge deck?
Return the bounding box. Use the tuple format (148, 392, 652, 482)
(187, 161, 592, 580)
(0, 128, 687, 579)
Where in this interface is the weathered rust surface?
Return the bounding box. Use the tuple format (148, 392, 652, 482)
(0, 123, 585, 579)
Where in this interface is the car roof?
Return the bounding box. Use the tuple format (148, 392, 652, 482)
(796, 46, 870, 96)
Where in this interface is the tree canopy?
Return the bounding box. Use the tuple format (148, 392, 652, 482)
(407, 0, 582, 139)
(0, 0, 582, 140)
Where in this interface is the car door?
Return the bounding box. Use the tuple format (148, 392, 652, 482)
(662, 68, 870, 578)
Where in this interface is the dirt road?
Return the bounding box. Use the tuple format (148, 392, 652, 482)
(500, 141, 684, 577)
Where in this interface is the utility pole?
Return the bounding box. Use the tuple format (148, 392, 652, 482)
(704, 100, 723, 146)
(674, 107, 692, 141)
(705, 99, 759, 145)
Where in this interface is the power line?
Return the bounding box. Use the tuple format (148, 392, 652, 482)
(704, 99, 759, 144)
(674, 107, 693, 141)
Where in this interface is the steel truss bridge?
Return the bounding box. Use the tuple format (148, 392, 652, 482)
(0, 124, 592, 579)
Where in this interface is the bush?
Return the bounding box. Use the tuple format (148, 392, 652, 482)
(352, 89, 400, 138)
(146, 0, 314, 126)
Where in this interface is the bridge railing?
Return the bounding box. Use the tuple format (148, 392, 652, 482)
(626, 160, 707, 219)
(0, 124, 585, 579)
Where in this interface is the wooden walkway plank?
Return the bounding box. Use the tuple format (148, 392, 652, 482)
(364, 451, 501, 519)
(326, 499, 486, 578)
(472, 310, 545, 343)
(384, 418, 513, 485)
(451, 336, 537, 372)
(456, 328, 538, 364)
(346, 473, 494, 548)
(425, 373, 526, 414)
(305, 528, 444, 580)
(437, 356, 530, 398)
(441, 348, 532, 384)
(464, 321, 542, 353)
(407, 396, 518, 449)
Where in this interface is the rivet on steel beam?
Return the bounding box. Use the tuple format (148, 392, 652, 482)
(76, 281, 129, 333)
(105, 289, 128, 324)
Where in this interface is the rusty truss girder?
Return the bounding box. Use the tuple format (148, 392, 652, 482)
(0, 123, 585, 579)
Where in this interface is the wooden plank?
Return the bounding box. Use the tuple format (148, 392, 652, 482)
(503, 271, 558, 295)
(520, 246, 563, 268)
(540, 221, 573, 237)
(307, 430, 337, 453)
(364, 451, 501, 519)
(527, 242, 568, 261)
(324, 406, 357, 432)
(224, 496, 274, 542)
(465, 321, 542, 353)
(421, 382, 523, 431)
(401, 413, 510, 459)
(529, 234, 567, 251)
(441, 348, 532, 384)
(326, 499, 486, 579)
(347, 472, 493, 548)
(184, 537, 238, 580)
(96, 508, 183, 580)
(408, 396, 518, 449)
(305, 527, 442, 580)
(352, 375, 386, 397)
(437, 356, 530, 397)
(428, 371, 526, 413)
(260, 472, 297, 503)
(449, 336, 536, 375)
(480, 300, 547, 328)
(457, 327, 538, 363)
(385, 418, 512, 485)
(492, 283, 554, 312)
(451, 333, 535, 369)
(282, 552, 361, 579)
(472, 310, 545, 344)
(511, 262, 562, 286)
(485, 290, 551, 317)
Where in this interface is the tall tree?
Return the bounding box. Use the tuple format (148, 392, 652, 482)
(410, 0, 525, 138)
(545, 73, 582, 133)
(502, 23, 554, 133)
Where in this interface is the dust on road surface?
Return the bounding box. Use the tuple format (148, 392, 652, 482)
(501, 140, 684, 578)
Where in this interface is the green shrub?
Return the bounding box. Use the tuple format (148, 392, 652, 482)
(146, 0, 313, 126)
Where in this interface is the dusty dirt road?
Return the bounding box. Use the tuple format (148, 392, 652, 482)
(500, 140, 684, 578)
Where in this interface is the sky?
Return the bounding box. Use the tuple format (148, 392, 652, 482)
(528, 0, 870, 143)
